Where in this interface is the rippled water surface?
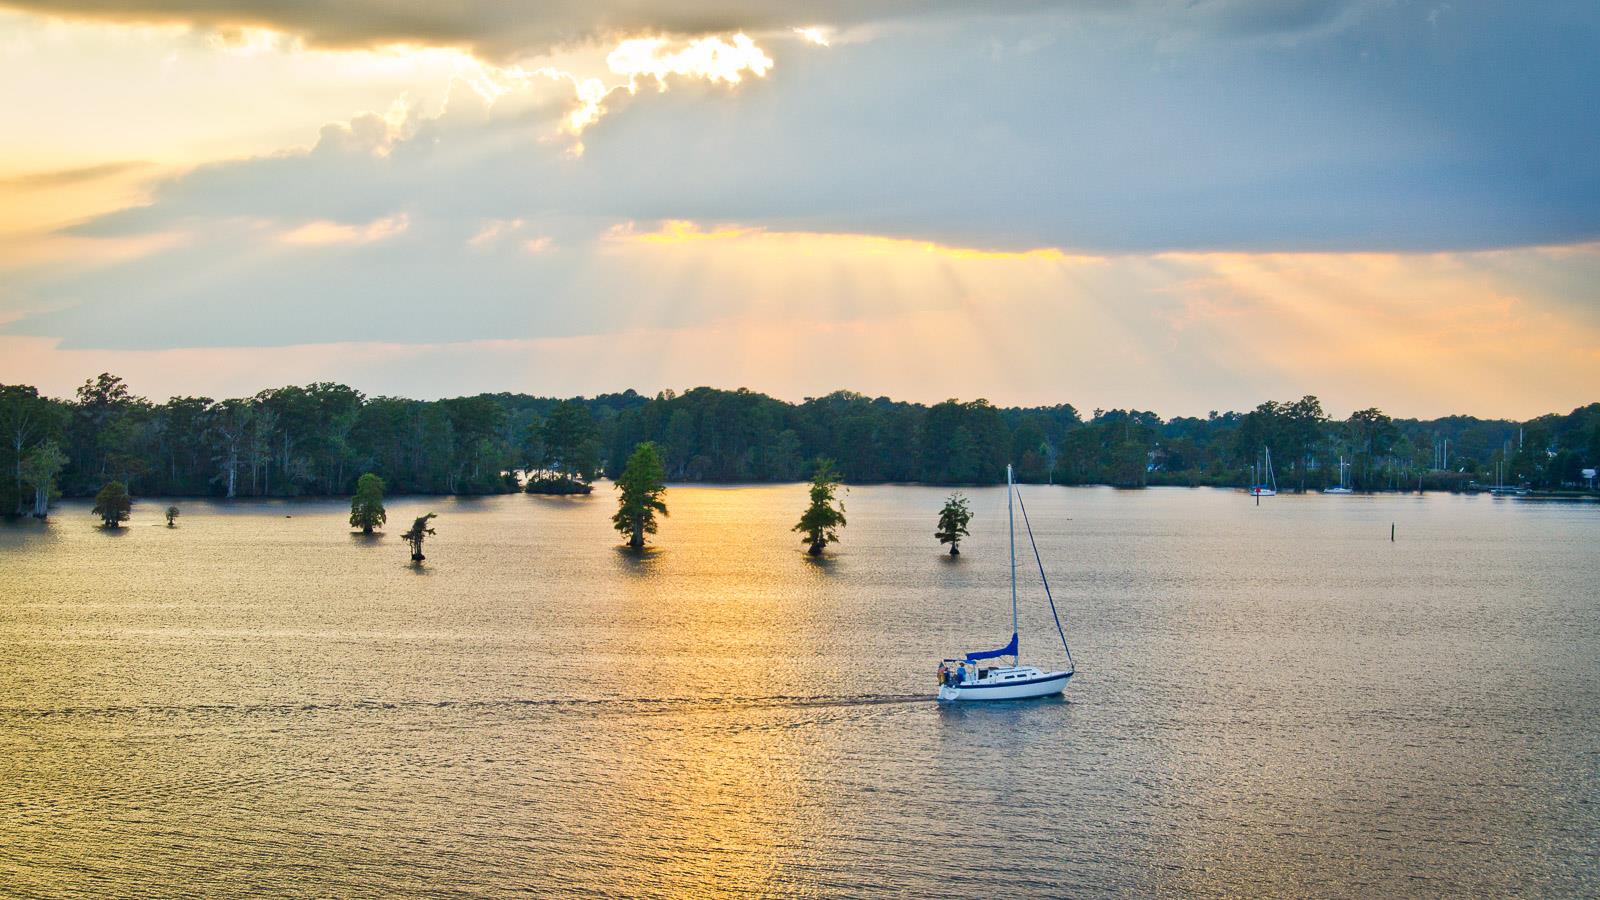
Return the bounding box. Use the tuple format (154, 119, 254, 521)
(3, 486, 1597, 896)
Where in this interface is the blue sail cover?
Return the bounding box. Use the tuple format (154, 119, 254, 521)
(965, 632, 1018, 663)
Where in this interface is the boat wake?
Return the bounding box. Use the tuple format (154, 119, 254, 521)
(1, 692, 934, 721)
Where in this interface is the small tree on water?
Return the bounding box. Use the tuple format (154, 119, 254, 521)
(92, 481, 131, 528)
(935, 492, 972, 555)
(612, 441, 668, 550)
(402, 512, 436, 561)
(165, 505, 180, 527)
(349, 472, 387, 534)
(794, 459, 846, 556)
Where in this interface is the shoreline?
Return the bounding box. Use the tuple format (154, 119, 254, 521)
(9, 482, 1596, 513)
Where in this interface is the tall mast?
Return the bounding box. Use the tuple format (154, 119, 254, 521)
(1008, 463, 1018, 665)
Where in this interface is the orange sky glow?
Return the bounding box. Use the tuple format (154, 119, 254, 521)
(1, 6, 1595, 417)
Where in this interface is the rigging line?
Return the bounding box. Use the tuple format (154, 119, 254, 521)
(1014, 487, 1075, 674)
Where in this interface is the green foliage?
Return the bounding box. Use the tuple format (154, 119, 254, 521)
(349, 472, 387, 533)
(612, 442, 668, 549)
(1011, 420, 1051, 482)
(521, 416, 546, 475)
(2, 375, 1597, 498)
(539, 400, 602, 486)
(74, 374, 150, 490)
(935, 492, 973, 555)
(19, 439, 67, 518)
(794, 459, 847, 555)
(1, 383, 67, 516)
(1057, 409, 1160, 487)
(1343, 407, 1397, 490)
(921, 399, 1009, 483)
(1225, 396, 1331, 490)
(165, 505, 180, 527)
(525, 474, 594, 495)
(402, 512, 437, 561)
(605, 388, 926, 483)
(92, 480, 132, 528)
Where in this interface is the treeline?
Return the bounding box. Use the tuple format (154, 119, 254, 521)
(3, 374, 1598, 514)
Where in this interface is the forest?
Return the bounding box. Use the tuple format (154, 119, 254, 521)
(3, 373, 1598, 514)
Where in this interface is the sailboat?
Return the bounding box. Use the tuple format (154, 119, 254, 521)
(1323, 456, 1353, 494)
(1488, 458, 1529, 496)
(937, 465, 1075, 702)
(1249, 446, 1278, 497)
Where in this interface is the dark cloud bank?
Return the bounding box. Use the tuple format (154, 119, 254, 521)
(7, 1, 1598, 351)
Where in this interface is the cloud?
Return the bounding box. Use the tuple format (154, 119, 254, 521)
(1183, 0, 1364, 38)
(615, 220, 1096, 264)
(0, 161, 152, 191)
(3, 240, 1597, 419)
(793, 27, 832, 47)
(0, 0, 1067, 59)
(1, 2, 1596, 417)
(606, 33, 773, 86)
(35, 2, 1600, 258)
(0, 2, 1421, 65)
(536, 32, 775, 142)
(279, 213, 408, 245)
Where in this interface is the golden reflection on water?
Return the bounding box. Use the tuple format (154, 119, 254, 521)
(590, 486, 834, 894)
(1, 487, 1597, 895)
(601, 714, 807, 896)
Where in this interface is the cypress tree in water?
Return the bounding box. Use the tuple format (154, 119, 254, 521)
(92, 481, 131, 528)
(935, 492, 973, 555)
(612, 442, 668, 550)
(349, 473, 387, 534)
(794, 459, 846, 556)
(402, 513, 436, 561)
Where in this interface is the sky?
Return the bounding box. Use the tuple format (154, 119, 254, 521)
(0, 1, 1596, 419)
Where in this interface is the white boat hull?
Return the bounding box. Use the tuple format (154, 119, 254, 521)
(1249, 488, 1276, 497)
(938, 671, 1072, 702)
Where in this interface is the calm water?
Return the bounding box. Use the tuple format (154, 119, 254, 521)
(2, 486, 1597, 896)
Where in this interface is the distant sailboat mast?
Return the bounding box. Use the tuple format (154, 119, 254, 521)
(1008, 463, 1019, 666)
